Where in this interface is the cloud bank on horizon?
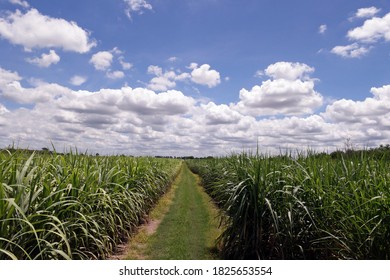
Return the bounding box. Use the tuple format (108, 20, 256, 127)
(0, 0, 389, 156)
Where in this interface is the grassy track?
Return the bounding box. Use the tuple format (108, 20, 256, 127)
(125, 163, 220, 260)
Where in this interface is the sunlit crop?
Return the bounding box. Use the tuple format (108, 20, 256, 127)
(0, 149, 181, 259)
(187, 151, 390, 259)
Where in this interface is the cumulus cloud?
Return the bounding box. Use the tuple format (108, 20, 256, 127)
(146, 63, 221, 91)
(264, 61, 314, 80)
(332, 10, 390, 58)
(119, 56, 133, 70)
(148, 75, 176, 92)
(0, 67, 22, 87)
(0, 67, 194, 116)
(9, 0, 30, 8)
(147, 65, 190, 91)
(254, 70, 264, 78)
(0, 9, 96, 53)
(0, 67, 200, 154)
(147, 65, 163, 76)
(3, 83, 67, 105)
(318, 24, 327, 34)
(0, 103, 9, 114)
(0, 69, 69, 105)
(201, 102, 242, 125)
(347, 12, 390, 43)
(322, 85, 390, 144)
(236, 81, 323, 116)
(353, 6, 381, 20)
(106, 70, 125, 80)
(331, 43, 371, 58)
(189, 63, 221, 88)
(26, 50, 60, 67)
(234, 62, 323, 116)
(124, 0, 152, 19)
(167, 56, 178, 62)
(69, 75, 87, 86)
(371, 84, 390, 100)
(119, 88, 195, 115)
(89, 51, 113, 71)
(324, 85, 390, 124)
(89, 49, 131, 79)
(1, 63, 388, 156)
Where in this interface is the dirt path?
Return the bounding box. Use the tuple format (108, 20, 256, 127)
(118, 162, 221, 260)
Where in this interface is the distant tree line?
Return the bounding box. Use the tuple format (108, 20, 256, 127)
(329, 144, 390, 160)
(2, 144, 390, 160)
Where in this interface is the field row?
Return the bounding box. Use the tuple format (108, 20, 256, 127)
(0, 150, 181, 259)
(187, 152, 390, 259)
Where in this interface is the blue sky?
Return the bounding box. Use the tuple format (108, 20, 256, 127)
(0, 0, 390, 156)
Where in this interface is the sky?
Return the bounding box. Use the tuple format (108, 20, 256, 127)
(0, 0, 390, 156)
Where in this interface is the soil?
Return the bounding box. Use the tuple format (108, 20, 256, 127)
(108, 217, 162, 260)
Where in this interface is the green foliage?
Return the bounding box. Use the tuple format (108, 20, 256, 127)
(0, 149, 181, 259)
(187, 151, 390, 260)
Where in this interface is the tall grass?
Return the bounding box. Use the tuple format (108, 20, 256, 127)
(187, 151, 390, 259)
(0, 149, 181, 259)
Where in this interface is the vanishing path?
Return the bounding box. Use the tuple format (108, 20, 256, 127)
(124, 162, 220, 260)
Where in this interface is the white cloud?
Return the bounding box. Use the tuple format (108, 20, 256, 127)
(0, 103, 9, 114)
(254, 70, 264, 78)
(173, 72, 190, 81)
(9, 0, 30, 8)
(106, 70, 125, 80)
(201, 102, 242, 125)
(89, 51, 113, 71)
(347, 12, 390, 43)
(187, 62, 198, 70)
(111, 47, 122, 55)
(322, 85, 390, 144)
(124, 0, 152, 19)
(147, 65, 190, 91)
(119, 56, 133, 70)
(0, 9, 96, 53)
(0, 67, 22, 87)
(332, 11, 390, 59)
(69, 75, 87, 86)
(236, 80, 323, 116)
(190, 63, 221, 88)
(148, 76, 176, 91)
(1, 74, 195, 118)
(371, 84, 390, 100)
(354, 7, 381, 19)
(90, 49, 131, 78)
(147, 65, 174, 91)
(2, 81, 70, 105)
(0, 67, 199, 155)
(147, 65, 163, 76)
(119, 88, 195, 115)
(253, 115, 343, 149)
(331, 43, 371, 58)
(318, 24, 327, 34)
(168, 56, 178, 62)
(28, 78, 47, 87)
(0, 69, 70, 105)
(234, 62, 323, 116)
(26, 50, 60, 67)
(324, 85, 390, 124)
(264, 61, 314, 80)
(323, 85, 390, 125)
(1, 64, 389, 156)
